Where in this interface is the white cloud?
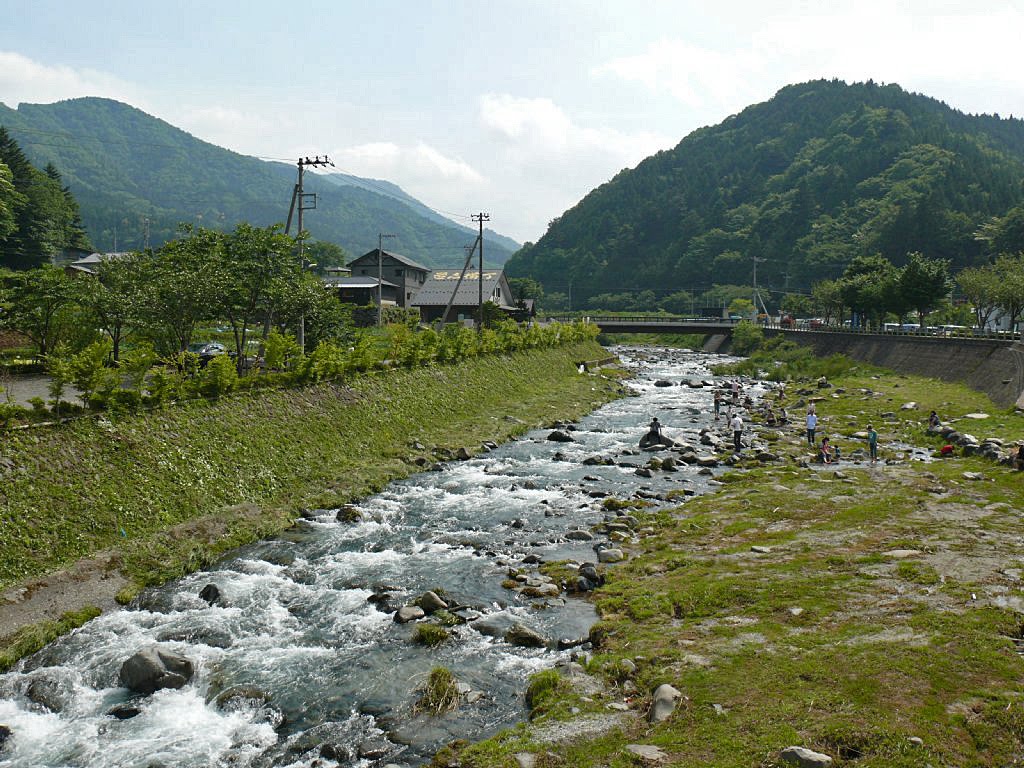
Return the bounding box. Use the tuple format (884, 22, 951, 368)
(0, 50, 144, 108)
(332, 141, 485, 186)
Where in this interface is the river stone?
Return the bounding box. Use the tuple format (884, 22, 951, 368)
(156, 626, 234, 649)
(964, 412, 990, 419)
(634, 467, 653, 478)
(565, 529, 594, 541)
(119, 646, 194, 695)
(649, 683, 682, 723)
(546, 430, 574, 443)
(198, 583, 221, 605)
(456, 447, 472, 461)
(473, 612, 516, 638)
(900, 401, 917, 410)
(660, 456, 678, 470)
(108, 704, 142, 720)
(514, 752, 538, 768)
(625, 744, 667, 763)
(505, 623, 547, 648)
(336, 505, 363, 523)
(780, 745, 833, 767)
(25, 673, 71, 713)
(0, 724, 12, 749)
(417, 591, 448, 613)
(598, 548, 625, 563)
(358, 739, 394, 759)
(394, 606, 425, 623)
(654, 380, 672, 387)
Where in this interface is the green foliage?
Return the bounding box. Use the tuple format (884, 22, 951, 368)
(0, 128, 91, 270)
(197, 354, 238, 398)
(730, 320, 764, 355)
(264, 329, 301, 371)
(0, 100, 515, 268)
(412, 623, 450, 647)
(0, 606, 100, 673)
(506, 80, 1024, 304)
(414, 667, 461, 715)
(525, 668, 565, 711)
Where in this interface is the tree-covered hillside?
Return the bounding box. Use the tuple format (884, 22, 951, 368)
(0, 98, 517, 268)
(0, 127, 91, 269)
(506, 80, 1024, 305)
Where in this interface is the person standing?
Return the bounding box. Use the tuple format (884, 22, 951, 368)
(713, 391, 722, 420)
(730, 412, 743, 453)
(867, 424, 878, 463)
(806, 410, 818, 446)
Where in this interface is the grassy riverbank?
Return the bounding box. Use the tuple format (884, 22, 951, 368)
(436, 365, 1024, 767)
(0, 341, 624, 666)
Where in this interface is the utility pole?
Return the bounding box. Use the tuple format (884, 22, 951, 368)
(472, 212, 489, 330)
(377, 232, 396, 326)
(285, 155, 333, 350)
(440, 240, 479, 325)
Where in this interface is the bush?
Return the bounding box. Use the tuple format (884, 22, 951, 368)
(412, 623, 450, 647)
(731, 320, 764, 356)
(414, 666, 461, 715)
(264, 330, 301, 372)
(197, 354, 239, 398)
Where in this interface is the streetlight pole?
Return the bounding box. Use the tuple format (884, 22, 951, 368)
(378, 232, 396, 326)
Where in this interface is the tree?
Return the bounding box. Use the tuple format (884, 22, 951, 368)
(0, 160, 22, 243)
(140, 226, 223, 355)
(507, 277, 545, 303)
(303, 240, 348, 274)
(993, 252, 1024, 329)
(79, 252, 146, 362)
(727, 298, 755, 318)
(897, 251, 950, 326)
(781, 292, 815, 317)
(215, 223, 301, 370)
(811, 279, 844, 324)
(957, 263, 1001, 328)
(0, 265, 77, 357)
(838, 254, 897, 327)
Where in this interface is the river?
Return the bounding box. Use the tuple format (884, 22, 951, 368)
(0, 347, 759, 767)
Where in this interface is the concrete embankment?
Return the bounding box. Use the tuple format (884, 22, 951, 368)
(764, 331, 1024, 408)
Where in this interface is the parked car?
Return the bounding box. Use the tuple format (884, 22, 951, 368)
(187, 341, 228, 366)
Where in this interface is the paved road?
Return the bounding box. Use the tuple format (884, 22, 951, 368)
(0, 374, 83, 407)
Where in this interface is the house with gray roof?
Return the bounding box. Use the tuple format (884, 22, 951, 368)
(347, 248, 430, 308)
(411, 268, 517, 323)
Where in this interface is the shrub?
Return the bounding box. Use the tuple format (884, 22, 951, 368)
(412, 623, 450, 647)
(731, 320, 765, 356)
(264, 329, 301, 372)
(525, 669, 564, 711)
(197, 354, 238, 398)
(413, 666, 461, 715)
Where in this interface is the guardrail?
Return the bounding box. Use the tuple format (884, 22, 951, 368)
(545, 315, 1022, 341)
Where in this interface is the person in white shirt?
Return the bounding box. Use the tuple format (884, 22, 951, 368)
(806, 411, 818, 446)
(730, 413, 743, 453)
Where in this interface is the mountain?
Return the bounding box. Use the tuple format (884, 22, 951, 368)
(505, 79, 1024, 305)
(0, 98, 518, 268)
(320, 172, 521, 254)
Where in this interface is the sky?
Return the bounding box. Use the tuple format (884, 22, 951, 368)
(2, 0, 1023, 245)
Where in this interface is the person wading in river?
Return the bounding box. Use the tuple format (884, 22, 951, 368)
(730, 412, 743, 453)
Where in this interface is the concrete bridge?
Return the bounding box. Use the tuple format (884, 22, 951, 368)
(553, 315, 1024, 409)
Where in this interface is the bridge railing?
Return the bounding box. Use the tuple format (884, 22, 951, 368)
(544, 315, 1022, 341)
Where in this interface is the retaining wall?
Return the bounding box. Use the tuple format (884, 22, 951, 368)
(764, 330, 1024, 408)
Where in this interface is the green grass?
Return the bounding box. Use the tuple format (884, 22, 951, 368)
(435, 361, 1024, 768)
(0, 606, 101, 672)
(0, 341, 622, 607)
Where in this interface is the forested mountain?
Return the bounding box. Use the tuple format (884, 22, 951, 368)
(0, 127, 91, 269)
(506, 80, 1024, 305)
(0, 98, 517, 269)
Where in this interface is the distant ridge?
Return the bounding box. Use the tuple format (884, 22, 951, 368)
(0, 97, 519, 268)
(505, 79, 1024, 303)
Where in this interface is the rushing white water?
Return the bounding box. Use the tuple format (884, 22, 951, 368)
(0, 347, 759, 767)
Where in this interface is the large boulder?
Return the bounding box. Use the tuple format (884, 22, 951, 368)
(546, 430, 575, 443)
(416, 591, 448, 614)
(505, 623, 548, 648)
(394, 606, 425, 624)
(649, 683, 682, 723)
(119, 646, 195, 695)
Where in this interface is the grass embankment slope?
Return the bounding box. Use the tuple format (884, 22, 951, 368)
(438, 367, 1024, 768)
(0, 341, 623, 666)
